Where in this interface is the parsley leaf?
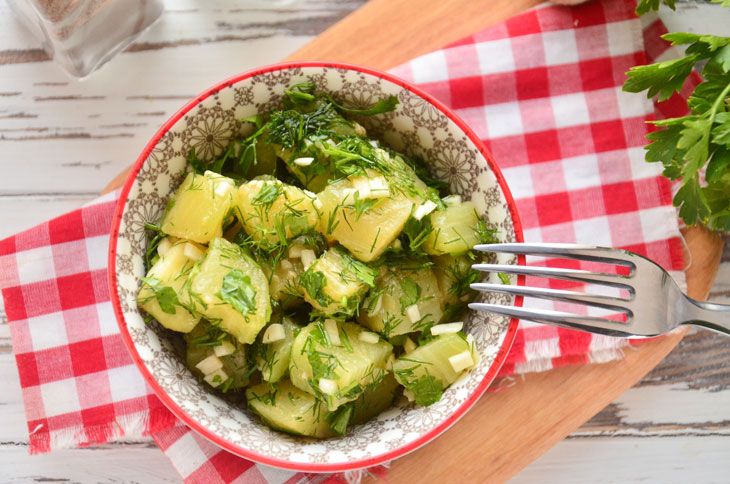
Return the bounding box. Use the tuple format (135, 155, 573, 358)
(635, 0, 675, 15)
(622, 24, 730, 230)
(187, 147, 207, 174)
(285, 82, 316, 106)
(242, 113, 265, 129)
(251, 181, 282, 207)
(624, 55, 699, 102)
(299, 269, 331, 309)
(351, 191, 381, 221)
(325, 94, 400, 116)
(325, 403, 354, 435)
(713, 112, 730, 145)
(407, 374, 443, 407)
(677, 117, 712, 177)
(218, 269, 257, 317)
(401, 215, 433, 252)
(707, 145, 730, 181)
(141, 277, 180, 315)
(341, 252, 378, 287)
(675, 176, 712, 225)
(399, 277, 421, 308)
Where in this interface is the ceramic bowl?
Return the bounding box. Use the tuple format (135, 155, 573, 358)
(109, 61, 523, 472)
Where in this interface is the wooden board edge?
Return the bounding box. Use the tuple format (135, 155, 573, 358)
(283, 0, 543, 69)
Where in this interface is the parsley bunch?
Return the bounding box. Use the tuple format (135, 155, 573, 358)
(624, 0, 730, 230)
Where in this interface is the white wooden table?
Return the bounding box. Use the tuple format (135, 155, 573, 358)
(1, 1, 729, 482)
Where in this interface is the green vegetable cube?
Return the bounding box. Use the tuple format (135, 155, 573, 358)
(236, 178, 319, 247)
(321, 371, 400, 436)
(255, 315, 299, 383)
(424, 200, 482, 255)
(185, 321, 251, 391)
(358, 265, 444, 337)
(289, 320, 393, 411)
(246, 379, 334, 438)
(137, 240, 202, 333)
(299, 247, 376, 316)
(433, 254, 480, 323)
(184, 238, 271, 344)
(393, 332, 477, 406)
(242, 131, 278, 178)
(351, 372, 399, 426)
(263, 257, 303, 309)
(275, 144, 333, 193)
(316, 175, 414, 262)
(161, 171, 236, 244)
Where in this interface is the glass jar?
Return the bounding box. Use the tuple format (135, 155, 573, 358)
(7, 0, 164, 78)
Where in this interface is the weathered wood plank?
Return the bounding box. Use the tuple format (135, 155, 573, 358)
(660, 0, 730, 36)
(0, 195, 98, 240)
(512, 436, 730, 484)
(0, 444, 180, 484)
(577, 332, 730, 438)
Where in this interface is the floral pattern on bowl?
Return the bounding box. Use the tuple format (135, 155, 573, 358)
(109, 62, 523, 473)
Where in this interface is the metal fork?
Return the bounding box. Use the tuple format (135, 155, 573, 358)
(468, 243, 730, 338)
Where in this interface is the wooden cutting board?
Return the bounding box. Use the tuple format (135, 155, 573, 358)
(103, 0, 725, 481)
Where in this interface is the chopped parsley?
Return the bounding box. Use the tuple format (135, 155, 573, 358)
(340, 251, 378, 287)
(325, 403, 354, 435)
(299, 269, 331, 309)
(396, 371, 443, 407)
(218, 269, 257, 317)
(140, 276, 181, 315)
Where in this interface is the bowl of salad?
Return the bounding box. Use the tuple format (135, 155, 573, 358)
(109, 62, 524, 472)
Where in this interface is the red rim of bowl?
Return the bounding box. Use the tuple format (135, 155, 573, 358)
(108, 61, 525, 473)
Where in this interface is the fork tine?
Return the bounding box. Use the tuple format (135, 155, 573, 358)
(471, 282, 633, 313)
(468, 303, 641, 338)
(474, 243, 636, 268)
(472, 263, 633, 289)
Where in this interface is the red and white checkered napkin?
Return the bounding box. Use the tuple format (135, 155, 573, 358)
(0, 0, 698, 481)
(0, 192, 178, 452)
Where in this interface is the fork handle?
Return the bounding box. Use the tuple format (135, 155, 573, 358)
(682, 296, 730, 336)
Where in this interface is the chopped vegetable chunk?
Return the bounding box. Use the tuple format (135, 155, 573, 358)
(289, 320, 393, 411)
(184, 238, 271, 344)
(236, 177, 319, 248)
(393, 332, 477, 406)
(358, 264, 443, 338)
(316, 173, 414, 262)
(161, 171, 236, 244)
(299, 247, 376, 316)
(424, 200, 482, 255)
(247, 379, 335, 438)
(137, 240, 202, 333)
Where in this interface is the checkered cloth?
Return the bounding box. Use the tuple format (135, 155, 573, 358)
(0, 0, 698, 481)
